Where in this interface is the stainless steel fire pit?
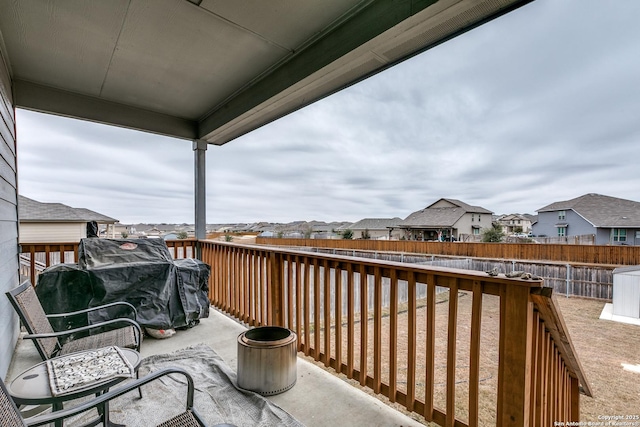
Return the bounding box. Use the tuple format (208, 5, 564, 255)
(237, 326, 297, 395)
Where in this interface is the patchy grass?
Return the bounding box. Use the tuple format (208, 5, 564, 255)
(302, 295, 640, 426)
(555, 297, 640, 422)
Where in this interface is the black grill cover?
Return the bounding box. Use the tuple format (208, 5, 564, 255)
(34, 263, 93, 332)
(36, 238, 210, 330)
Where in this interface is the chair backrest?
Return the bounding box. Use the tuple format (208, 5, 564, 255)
(0, 378, 27, 427)
(6, 281, 61, 360)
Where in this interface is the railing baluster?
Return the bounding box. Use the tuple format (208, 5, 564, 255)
(535, 321, 545, 427)
(497, 283, 534, 427)
(323, 259, 331, 367)
(247, 250, 254, 325)
(469, 280, 482, 427)
(570, 376, 579, 422)
(389, 268, 398, 403)
(425, 273, 436, 422)
(446, 278, 458, 427)
(373, 266, 382, 394)
(334, 262, 342, 373)
(407, 270, 416, 411)
(245, 249, 251, 324)
(45, 245, 51, 267)
(257, 251, 263, 325)
(236, 248, 246, 321)
(303, 257, 310, 356)
(359, 263, 368, 387)
(237, 248, 243, 317)
(529, 312, 540, 426)
(30, 245, 36, 284)
(287, 255, 294, 329)
(314, 258, 321, 358)
(232, 247, 237, 316)
(347, 263, 355, 379)
(269, 252, 284, 326)
(295, 256, 302, 346)
(545, 329, 552, 424)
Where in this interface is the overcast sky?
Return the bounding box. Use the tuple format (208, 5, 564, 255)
(16, 0, 640, 225)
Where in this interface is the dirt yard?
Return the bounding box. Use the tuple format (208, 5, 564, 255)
(303, 294, 640, 426)
(555, 297, 640, 422)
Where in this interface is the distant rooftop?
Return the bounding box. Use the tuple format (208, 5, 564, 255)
(18, 195, 118, 223)
(349, 217, 402, 230)
(537, 193, 640, 227)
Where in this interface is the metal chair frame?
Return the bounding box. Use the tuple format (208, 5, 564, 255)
(1, 368, 224, 427)
(6, 280, 142, 361)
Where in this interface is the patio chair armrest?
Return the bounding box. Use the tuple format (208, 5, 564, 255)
(24, 368, 197, 427)
(24, 318, 142, 341)
(46, 301, 138, 320)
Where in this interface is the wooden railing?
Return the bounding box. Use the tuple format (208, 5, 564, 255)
(202, 240, 591, 427)
(20, 239, 592, 426)
(256, 237, 640, 266)
(19, 240, 197, 284)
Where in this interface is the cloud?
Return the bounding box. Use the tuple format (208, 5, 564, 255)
(16, 0, 640, 224)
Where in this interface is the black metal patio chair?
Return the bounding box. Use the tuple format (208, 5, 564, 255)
(6, 280, 142, 361)
(1, 368, 236, 427)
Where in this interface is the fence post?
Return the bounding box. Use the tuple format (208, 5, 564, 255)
(269, 252, 285, 326)
(497, 283, 533, 426)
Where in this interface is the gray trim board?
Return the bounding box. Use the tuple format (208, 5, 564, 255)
(14, 80, 199, 141)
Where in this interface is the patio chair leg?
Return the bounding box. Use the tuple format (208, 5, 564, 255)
(137, 370, 143, 399)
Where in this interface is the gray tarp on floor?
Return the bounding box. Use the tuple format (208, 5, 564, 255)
(67, 344, 304, 427)
(36, 238, 210, 330)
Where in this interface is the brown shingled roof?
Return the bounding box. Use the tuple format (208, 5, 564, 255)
(537, 193, 640, 227)
(18, 196, 118, 223)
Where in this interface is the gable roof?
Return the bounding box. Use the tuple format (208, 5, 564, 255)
(498, 213, 532, 222)
(401, 198, 492, 228)
(537, 193, 640, 227)
(18, 196, 118, 223)
(427, 198, 493, 214)
(349, 218, 402, 230)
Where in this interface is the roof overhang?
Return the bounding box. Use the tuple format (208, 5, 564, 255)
(0, 0, 533, 145)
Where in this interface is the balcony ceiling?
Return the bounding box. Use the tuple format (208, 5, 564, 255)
(0, 0, 531, 145)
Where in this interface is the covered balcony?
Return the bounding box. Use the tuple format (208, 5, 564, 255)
(0, 1, 596, 425)
(11, 239, 592, 426)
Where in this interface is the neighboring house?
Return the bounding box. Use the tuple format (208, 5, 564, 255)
(18, 196, 118, 243)
(349, 218, 403, 240)
(533, 193, 640, 245)
(497, 213, 533, 234)
(399, 199, 493, 241)
(112, 223, 139, 238)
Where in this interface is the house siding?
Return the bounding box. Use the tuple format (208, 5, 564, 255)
(456, 213, 487, 237)
(596, 228, 640, 246)
(20, 222, 86, 243)
(595, 228, 611, 244)
(0, 44, 19, 380)
(352, 228, 401, 240)
(534, 210, 594, 238)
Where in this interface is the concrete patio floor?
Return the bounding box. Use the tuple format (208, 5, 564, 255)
(7, 307, 426, 427)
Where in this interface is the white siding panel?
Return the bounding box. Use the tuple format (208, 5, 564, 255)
(19, 222, 86, 243)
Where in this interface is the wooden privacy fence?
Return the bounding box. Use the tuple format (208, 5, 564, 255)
(276, 246, 616, 300)
(201, 241, 591, 427)
(256, 237, 640, 266)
